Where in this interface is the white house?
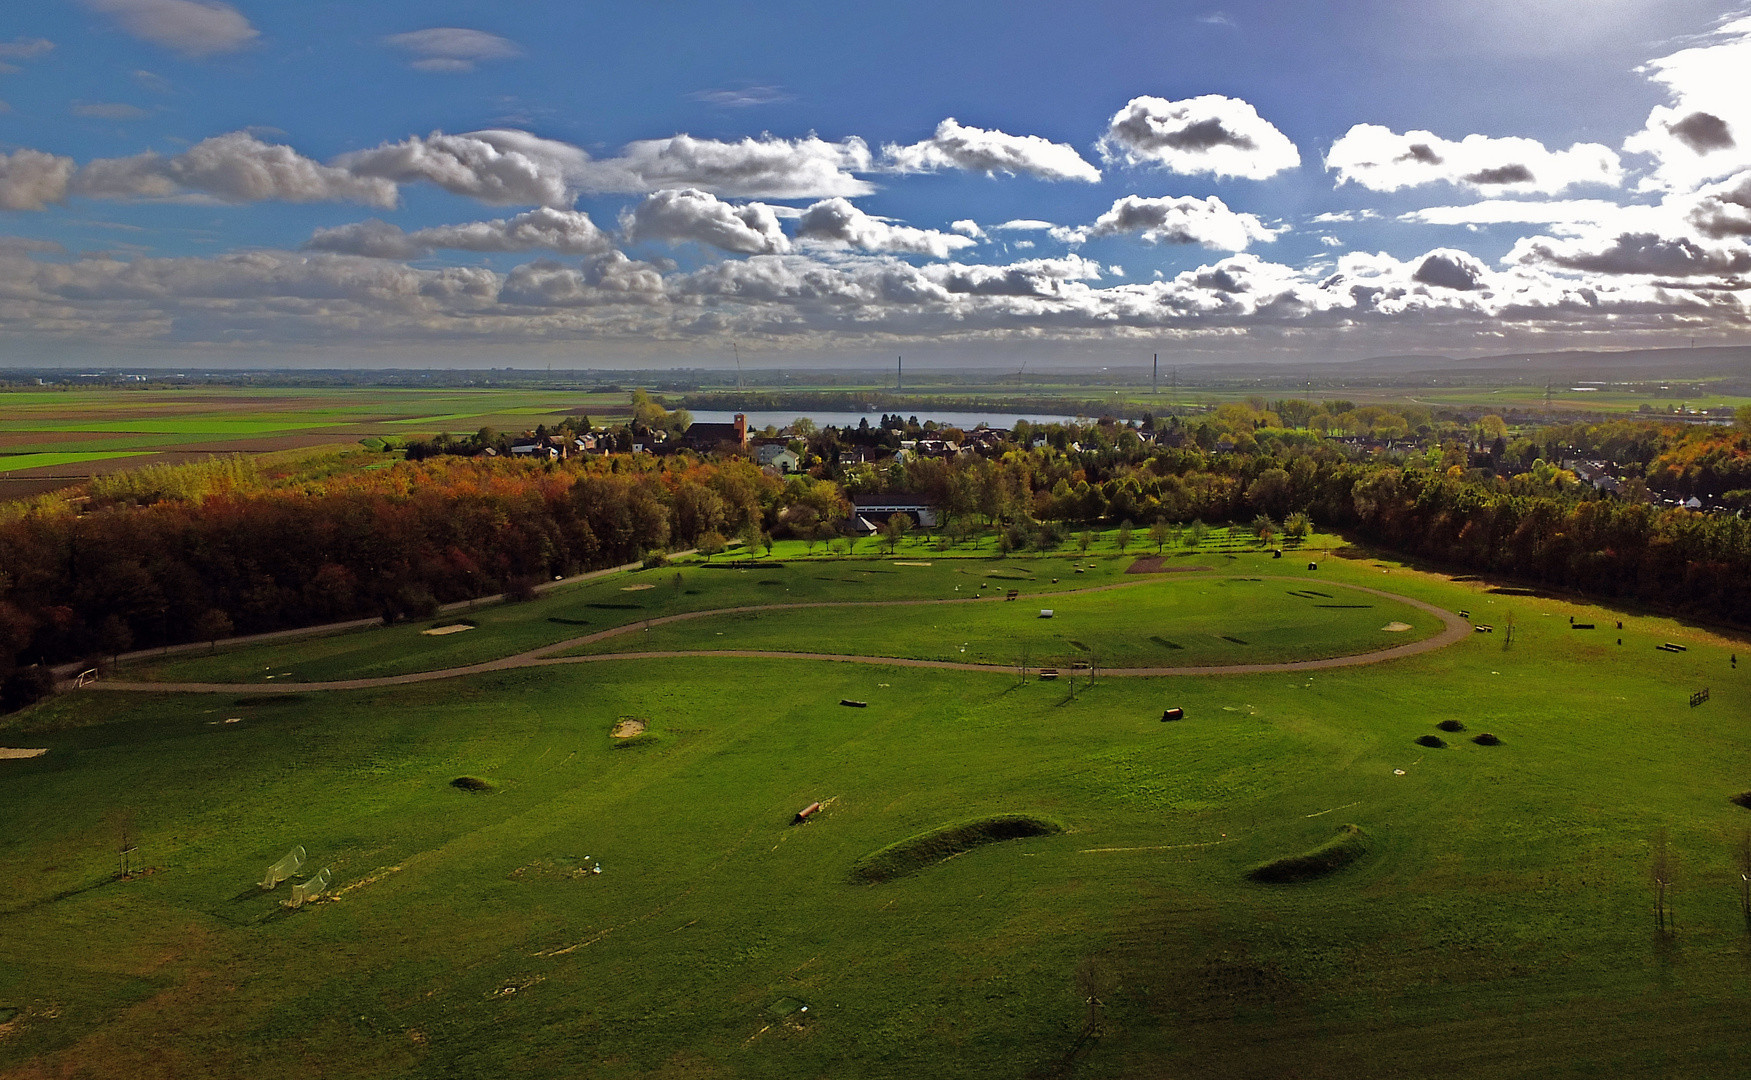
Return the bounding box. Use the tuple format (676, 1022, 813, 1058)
(755, 444, 801, 472)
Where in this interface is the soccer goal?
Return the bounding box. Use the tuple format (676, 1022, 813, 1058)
(285, 867, 332, 909)
(260, 845, 306, 890)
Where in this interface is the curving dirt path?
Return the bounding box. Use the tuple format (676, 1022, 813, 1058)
(75, 575, 1472, 695)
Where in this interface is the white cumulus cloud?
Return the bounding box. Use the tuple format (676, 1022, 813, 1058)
(1622, 16, 1751, 192)
(1507, 229, 1751, 277)
(74, 132, 399, 207)
(338, 129, 874, 204)
(585, 134, 873, 199)
(1327, 125, 1621, 194)
(881, 118, 1100, 182)
(0, 149, 77, 211)
(336, 130, 584, 208)
(1099, 95, 1300, 180)
(623, 188, 791, 254)
(1690, 171, 1751, 238)
(307, 208, 614, 260)
(80, 0, 258, 57)
(793, 198, 977, 258)
(385, 28, 520, 73)
(1051, 194, 1282, 250)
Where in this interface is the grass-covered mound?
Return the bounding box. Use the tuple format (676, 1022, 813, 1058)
(1247, 824, 1370, 884)
(851, 814, 1061, 884)
(450, 776, 495, 792)
(1732, 791, 1751, 810)
(1415, 734, 1447, 748)
(1436, 720, 1466, 732)
(1474, 733, 1503, 746)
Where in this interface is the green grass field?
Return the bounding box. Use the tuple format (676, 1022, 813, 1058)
(3, 544, 1750, 1078)
(0, 451, 153, 474)
(130, 544, 1434, 684)
(557, 572, 1440, 668)
(0, 387, 633, 467)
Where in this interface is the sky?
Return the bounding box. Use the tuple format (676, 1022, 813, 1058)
(1, 0, 1750, 369)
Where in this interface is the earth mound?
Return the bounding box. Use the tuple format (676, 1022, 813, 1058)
(851, 815, 1060, 884)
(1247, 824, 1369, 884)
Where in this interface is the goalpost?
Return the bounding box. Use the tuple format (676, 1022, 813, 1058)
(260, 846, 306, 890)
(285, 867, 332, 909)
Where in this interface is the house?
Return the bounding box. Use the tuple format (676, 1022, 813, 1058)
(852, 495, 938, 527)
(510, 439, 560, 459)
(756, 444, 801, 472)
(1562, 459, 1624, 494)
(682, 413, 748, 449)
(839, 445, 893, 465)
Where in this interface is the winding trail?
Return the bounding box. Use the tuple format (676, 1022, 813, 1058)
(74, 574, 1472, 695)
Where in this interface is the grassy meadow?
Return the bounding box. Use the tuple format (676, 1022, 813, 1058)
(3, 542, 1750, 1078)
(0, 387, 631, 485)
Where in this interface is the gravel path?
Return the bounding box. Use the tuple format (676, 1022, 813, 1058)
(75, 575, 1471, 695)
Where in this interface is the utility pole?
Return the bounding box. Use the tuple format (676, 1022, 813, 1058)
(897, 356, 903, 392)
(1152, 353, 1158, 396)
(733, 342, 744, 393)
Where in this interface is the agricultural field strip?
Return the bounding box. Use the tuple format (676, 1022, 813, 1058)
(78, 576, 1468, 694)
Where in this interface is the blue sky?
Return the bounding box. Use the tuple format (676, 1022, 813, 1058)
(1, 0, 1749, 367)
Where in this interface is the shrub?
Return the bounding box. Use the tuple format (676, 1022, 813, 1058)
(851, 815, 1061, 884)
(1436, 720, 1466, 732)
(450, 776, 495, 792)
(1247, 824, 1369, 884)
(1473, 733, 1503, 746)
(1731, 791, 1751, 809)
(1415, 734, 1447, 748)
(0, 665, 55, 714)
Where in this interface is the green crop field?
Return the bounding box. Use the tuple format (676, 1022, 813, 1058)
(0, 387, 633, 484)
(0, 451, 153, 474)
(3, 544, 1750, 1079)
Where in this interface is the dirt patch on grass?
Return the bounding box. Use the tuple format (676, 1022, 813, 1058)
(611, 717, 648, 739)
(1381, 622, 1413, 632)
(0, 748, 47, 759)
(1732, 791, 1751, 810)
(1126, 556, 1214, 574)
(621, 584, 655, 591)
(421, 624, 475, 636)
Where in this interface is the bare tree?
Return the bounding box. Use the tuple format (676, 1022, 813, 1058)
(1652, 827, 1675, 933)
(1074, 956, 1116, 1038)
(1738, 828, 1751, 923)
